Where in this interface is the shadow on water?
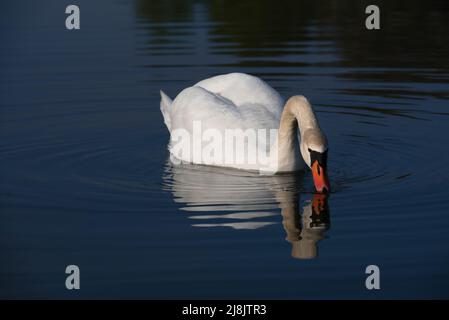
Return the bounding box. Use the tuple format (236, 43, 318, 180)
(162, 161, 331, 259)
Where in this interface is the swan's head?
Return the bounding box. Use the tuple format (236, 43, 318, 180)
(300, 129, 330, 193)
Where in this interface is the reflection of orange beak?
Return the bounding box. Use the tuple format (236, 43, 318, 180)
(311, 193, 328, 215)
(311, 161, 330, 193)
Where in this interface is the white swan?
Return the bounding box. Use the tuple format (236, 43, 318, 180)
(160, 73, 330, 192)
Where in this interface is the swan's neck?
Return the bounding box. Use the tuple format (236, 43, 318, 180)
(273, 96, 319, 171)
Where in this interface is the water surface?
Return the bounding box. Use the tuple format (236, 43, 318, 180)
(1, 0, 449, 298)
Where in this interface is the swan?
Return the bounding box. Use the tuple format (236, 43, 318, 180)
(160, 72, 330, 192)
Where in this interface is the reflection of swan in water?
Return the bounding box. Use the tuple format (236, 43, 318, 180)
(162, 161, 330, 259)
(280, 193, 330, 259)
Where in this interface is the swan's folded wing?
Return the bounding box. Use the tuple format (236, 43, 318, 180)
(170, 86, 243, 132)
(194, 73, 284, 119)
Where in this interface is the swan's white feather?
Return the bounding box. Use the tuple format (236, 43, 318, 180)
(160, 90, 173, 130)
(160, 73, 286, 171)
(194, 72, 284, 119)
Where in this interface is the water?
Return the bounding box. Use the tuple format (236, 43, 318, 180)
(1, 0, 449, 298)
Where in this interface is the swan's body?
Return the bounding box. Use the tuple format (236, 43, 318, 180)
(160, 73, 330, 191)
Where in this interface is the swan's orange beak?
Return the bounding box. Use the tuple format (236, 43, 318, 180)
(311, 160, 330, 193)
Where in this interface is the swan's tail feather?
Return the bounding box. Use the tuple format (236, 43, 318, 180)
(160, 90, 173, 131)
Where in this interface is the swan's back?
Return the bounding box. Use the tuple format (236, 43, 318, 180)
(161, 73, 284, 133)
(194, 73, 284, 118)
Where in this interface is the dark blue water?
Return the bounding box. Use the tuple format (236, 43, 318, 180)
(1, 0, 449, 299)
